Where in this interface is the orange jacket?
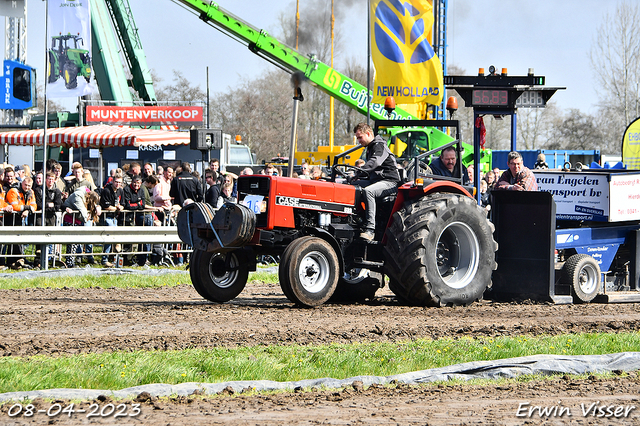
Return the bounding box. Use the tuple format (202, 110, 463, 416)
(6, 187, 37, 213)
(0, 186, 7, 209)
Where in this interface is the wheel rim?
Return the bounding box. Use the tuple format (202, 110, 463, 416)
(435, 221, 480, 289)
(297, 250, 331, 293)
(208, 253, 239, 289)
(578, 264, 599, 295)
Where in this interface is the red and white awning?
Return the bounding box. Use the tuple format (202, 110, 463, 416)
(0, 124, 190, 148)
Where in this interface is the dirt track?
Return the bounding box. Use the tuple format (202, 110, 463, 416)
(2, 280, 640, 425)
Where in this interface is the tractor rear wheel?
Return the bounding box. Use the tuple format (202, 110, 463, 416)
(63, 62, 78, 89)
(384, 193, 497, 306)
(190, 249, 249, 303)
(562, 253, 601, 303)
(279, 236, 339, 307)
(47, 52, 57, 83)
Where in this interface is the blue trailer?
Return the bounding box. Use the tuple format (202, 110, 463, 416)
(492, 149, 601, 170)
(490, 168, 640, 304)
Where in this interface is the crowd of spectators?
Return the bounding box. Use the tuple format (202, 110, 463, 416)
(0, 159, 200, 270)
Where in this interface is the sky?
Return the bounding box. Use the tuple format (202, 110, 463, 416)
(11, 0, 621, 115)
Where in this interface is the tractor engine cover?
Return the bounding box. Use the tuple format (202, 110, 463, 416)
(177, 202, 256, 252)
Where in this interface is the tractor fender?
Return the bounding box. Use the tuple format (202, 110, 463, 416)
(302, 226, 345, 277)
(382, 180, 472, 244)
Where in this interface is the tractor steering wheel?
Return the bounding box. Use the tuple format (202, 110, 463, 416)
(332, 164, 369, 184)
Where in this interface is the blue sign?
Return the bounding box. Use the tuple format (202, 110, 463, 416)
(1, 59, 35, 110)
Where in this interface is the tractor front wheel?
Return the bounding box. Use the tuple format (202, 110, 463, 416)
(190, 249, 249, 303)
(384, 194, 497, 306)
(279, 236, 339, 307)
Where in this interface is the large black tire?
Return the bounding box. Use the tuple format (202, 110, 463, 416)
(47, 52, 57, 83)
(279, 236, 339, 307)
(190, 249, 249, 303)
(330, 269, 383, 303)
(384, 193, 497, 307)
(63, 62, 78, 89)
(562, 254, 601, 303)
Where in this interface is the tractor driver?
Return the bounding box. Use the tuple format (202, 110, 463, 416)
(352, 123, 400, 241)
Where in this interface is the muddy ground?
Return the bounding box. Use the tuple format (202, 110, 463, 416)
(2, 280, 640, 425)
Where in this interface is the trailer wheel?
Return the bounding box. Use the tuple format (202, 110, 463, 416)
(384, 193, 497, 307)
(190, 249, 249, 303)
(63, 62, 78, 89)
(562, 254, 601, 303)
(330, 268, 383, 303)
(279, 236, 339, 307)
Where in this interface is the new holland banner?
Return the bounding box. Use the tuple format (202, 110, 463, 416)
(46, 0, 96, 98)
(370, 0, 443, 105)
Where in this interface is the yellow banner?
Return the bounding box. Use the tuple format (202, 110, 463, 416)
(370, 0, 443, 105)
(622, 116, 640, 170)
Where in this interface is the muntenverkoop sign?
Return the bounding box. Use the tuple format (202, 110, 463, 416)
(86, 106, 203, 126)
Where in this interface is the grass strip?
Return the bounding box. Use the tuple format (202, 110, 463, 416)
(0, 269, 278, 290)
(0, 333, 638, 393)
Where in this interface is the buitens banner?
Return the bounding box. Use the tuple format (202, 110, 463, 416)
(622, 116, 640, 170)
(46, 0, 96, 98)
(370, 0, 443, 105)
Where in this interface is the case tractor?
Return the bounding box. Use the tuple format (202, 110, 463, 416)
(47, 33, 92, 90)
(177, 119, 498, 307)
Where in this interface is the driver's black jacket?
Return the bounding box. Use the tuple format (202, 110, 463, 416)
(360, 135, 400, 184)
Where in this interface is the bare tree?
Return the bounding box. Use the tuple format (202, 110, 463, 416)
(589, 1, 640, 147)
(154, 70, 206, 104)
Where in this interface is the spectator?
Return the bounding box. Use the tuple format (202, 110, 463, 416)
(143, 162, 155, 178)
(310, 165, 325, 180)
(495, 151, 539, 191)
(240, 167, 254, 176)
(216, 182, 236, 208)
(429, 146, 469, 185)
(6, 177, 37, 268)
(484, 170, 496, 189)
(123, 162, 141, 186)
(14, 165, 25, 182)
(99, 174, 124, 267)
(220, 171, 238, 197)
(34, 171, 62, 226)
(467, 164, 475, 185)
(263, 163, 277, 176)
(0, 168, 14, 270)
(2, 166, 17, 193)
(33, 171, 63, 269)
(205, 169, 220, 208)
(103, 168, 116, 187)
(298, 162, 311, 179)
(156, 165, 164, 176)
(209, 158, 224, 185)
(123, 175, 151, 266)
(480, 179, 490, 208)
(65, 162, 95, 195)
(62, 188, 100, 268)
(170, 161, 203, 207)
(52, 162, 66, 194)
(153, 166, 173, 223)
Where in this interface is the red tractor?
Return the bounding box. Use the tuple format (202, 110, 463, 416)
(177, 120, 497, 307)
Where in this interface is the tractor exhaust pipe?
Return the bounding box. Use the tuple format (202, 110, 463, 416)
(288, 73, 304, 177)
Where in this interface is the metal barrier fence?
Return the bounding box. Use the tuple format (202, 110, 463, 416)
(0, 209, 188, 269)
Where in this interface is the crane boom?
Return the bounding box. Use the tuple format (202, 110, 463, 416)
(172, 0, 416, 121)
